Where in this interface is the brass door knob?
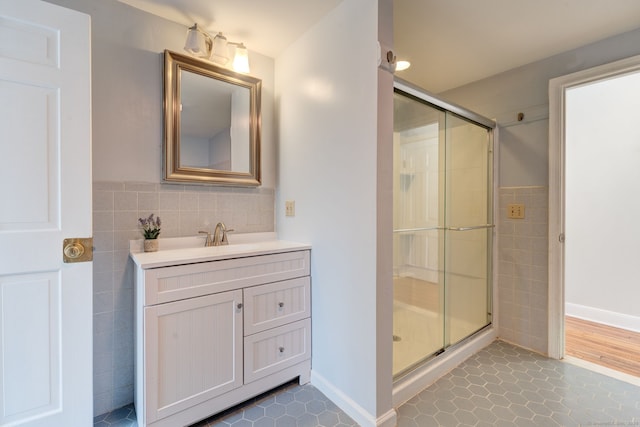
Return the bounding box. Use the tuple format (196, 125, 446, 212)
(63, 238, 93, 263)
(64, 242, 85, 259)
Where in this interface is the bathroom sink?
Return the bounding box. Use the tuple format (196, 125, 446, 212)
(129, 232, 310, 269)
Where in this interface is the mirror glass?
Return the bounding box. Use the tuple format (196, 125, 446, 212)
(164, 50, 261, 186)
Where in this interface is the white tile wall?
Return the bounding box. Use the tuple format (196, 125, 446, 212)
(497, 186, 548, 354)
(91, 181, 275, 416)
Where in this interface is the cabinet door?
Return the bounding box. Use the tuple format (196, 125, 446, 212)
(144, 290, 243, 423)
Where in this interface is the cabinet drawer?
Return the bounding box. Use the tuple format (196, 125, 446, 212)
(243, 277, 310, 335)
(142, 250, 310, 305)
(244, 319, 311, 384)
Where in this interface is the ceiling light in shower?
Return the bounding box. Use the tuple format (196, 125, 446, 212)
(396, 60, 411, 71)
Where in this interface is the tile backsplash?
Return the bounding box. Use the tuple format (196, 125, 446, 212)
(92, 181, 274, 415)
(497, 186, 548, 354)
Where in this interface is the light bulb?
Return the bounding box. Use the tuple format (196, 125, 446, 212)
(232, 44, 250, 73)
(396, 60, 411, 71)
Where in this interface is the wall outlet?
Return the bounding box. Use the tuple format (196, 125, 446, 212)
(507, 203, 525, 219)
(285, 200, 295, 217)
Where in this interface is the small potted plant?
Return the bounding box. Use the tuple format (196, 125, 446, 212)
(138, 213, 161, 252)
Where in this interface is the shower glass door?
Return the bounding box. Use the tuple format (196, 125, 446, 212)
(392, 88, 493, 378)
(443, 114, 493, 347)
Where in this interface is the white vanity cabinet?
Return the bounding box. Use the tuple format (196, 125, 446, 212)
(131, 242, 311, 427)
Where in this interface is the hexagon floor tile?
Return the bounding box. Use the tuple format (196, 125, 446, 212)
(191, 381, 358, 427)
(93, 380, 357, 427)
(396, 340, 640, 427)
(96, 340, 640, 427)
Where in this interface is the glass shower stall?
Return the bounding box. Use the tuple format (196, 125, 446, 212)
(392, 80, 495, 378)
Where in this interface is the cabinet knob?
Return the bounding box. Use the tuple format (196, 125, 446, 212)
(237, 303, 243, 309)
(279, 346, 285, 353)
(278, 302, 284, 308)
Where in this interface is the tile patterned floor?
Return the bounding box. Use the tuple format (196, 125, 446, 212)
(191, 381, 358, 427)
(93, 380, 357, 427)
(93, 403, 138, 426)
(95, 340, 640, 427)
(396, 340, 640, 426)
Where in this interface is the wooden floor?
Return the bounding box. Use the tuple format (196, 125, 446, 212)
(565, 316, 640, 377)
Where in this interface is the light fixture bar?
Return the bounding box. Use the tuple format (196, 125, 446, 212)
(183, 23, 250, 73)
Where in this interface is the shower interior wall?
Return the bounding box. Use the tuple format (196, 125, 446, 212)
(393, 120, 490, 320)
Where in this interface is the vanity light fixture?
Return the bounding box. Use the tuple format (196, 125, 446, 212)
(183, 23, 250, 73)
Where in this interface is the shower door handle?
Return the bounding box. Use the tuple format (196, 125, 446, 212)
(447, 224, 495, 231)
(394, 225, 495, 233)
(393, 226, 443, 233)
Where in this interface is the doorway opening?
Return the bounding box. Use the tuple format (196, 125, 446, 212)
(549, 55, 640, 382)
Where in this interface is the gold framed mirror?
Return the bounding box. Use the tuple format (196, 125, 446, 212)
(164, 50, 261, 186)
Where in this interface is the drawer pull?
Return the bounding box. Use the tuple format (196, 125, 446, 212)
(237, 303, 243, 309)
(278, 302, 284, 308)
(279, 346, 285, 353)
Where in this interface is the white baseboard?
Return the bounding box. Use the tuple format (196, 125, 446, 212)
(566, 303, 640, 333)
(375, 408, 398, 427)
(310, 371, 397, 427)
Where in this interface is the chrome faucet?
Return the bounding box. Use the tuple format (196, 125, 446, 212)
(213, 222, 234, 246)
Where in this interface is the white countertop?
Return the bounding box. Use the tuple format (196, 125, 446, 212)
(129, 233, 311, 269)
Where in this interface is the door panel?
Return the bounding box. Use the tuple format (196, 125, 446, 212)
(0, 82, 58, 226)
(393, 93, 446, 375)
(444, 113, 492, 347)
(0, 274, 61, 423)
(0, 1, 92, 425)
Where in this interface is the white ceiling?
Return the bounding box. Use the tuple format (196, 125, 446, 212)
(394, 0, 640, 92)
(118, 0, 640, 93)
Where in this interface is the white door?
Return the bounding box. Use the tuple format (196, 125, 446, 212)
(0, 1, 92, 425)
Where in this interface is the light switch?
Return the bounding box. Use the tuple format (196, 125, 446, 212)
(285, 200, 295, 217)
(507, 203, 525, 219)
